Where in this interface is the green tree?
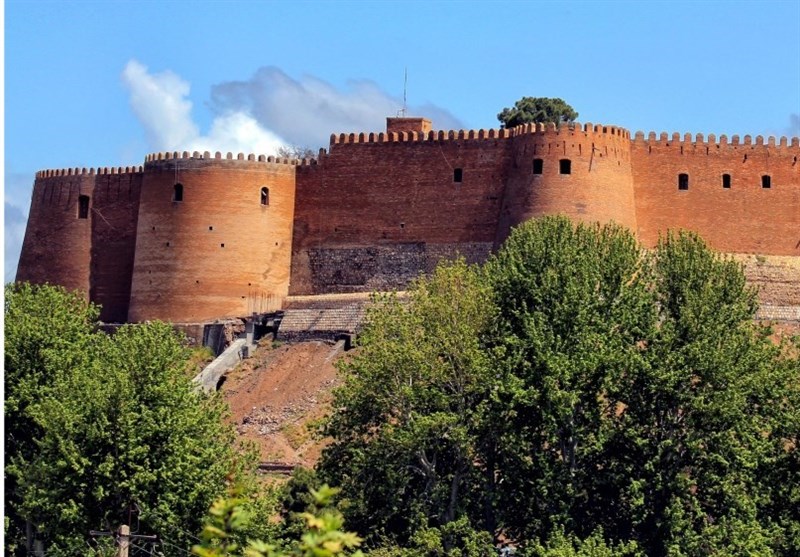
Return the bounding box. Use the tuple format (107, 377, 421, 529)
(497, 97, 578, 129)
(487, 218, 798, 555)
(486, 217, 651, 542)
(5, 284, 257, 556)
(600, 232, 794, 555)
(5, 283, 101, 554)
(313, 216, 799, 555)
(761, 336, 800, 554)
(317, 260, 497, 552)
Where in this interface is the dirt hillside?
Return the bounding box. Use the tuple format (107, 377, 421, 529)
(221, 340, 345, 467)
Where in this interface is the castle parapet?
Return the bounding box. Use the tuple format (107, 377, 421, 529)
(36, 166, 144, 178)
(509, 121, 631, 139)
(633, 130, 800, 153)
(143, 150, 317, 167)
(329, 127, 516, 147)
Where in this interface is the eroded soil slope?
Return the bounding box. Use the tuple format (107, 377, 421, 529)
(221, 340, 344, 467)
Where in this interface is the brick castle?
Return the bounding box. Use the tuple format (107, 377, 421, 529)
(17, 117, 800, 324)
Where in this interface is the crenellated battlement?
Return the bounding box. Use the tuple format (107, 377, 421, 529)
(509, 121, 631, 140)
(36, 166, 144, 178)
(326, 122, 799, 153)
(143, 150, 317, 166)
(633, 130, 800, 151)
(329, 127, 511, 146)
(328, 122, 631, 150)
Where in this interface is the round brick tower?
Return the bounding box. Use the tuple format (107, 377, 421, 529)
(496, 122, 637, 243)
(17, 169, 96, 296)
(16, 166, 145, 322)
(127, 151, 298, 323)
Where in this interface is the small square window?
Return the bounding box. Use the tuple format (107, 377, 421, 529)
(722, 174, 731, 189)
(678, 173, 689, 190)
(453, 168, 463, 183)
(761, 175, 771, 189)
(533, 159, 544, 174)
(559, 159, 571, 175)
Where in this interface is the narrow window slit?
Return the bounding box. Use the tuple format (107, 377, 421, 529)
(78, 195, 90, 219)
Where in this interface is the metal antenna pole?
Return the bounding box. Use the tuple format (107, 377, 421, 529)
(403, 67, 408, 116)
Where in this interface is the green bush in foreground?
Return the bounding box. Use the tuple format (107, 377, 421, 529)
(193, 485, 363, 557)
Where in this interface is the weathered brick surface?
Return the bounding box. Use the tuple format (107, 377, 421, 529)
(290, 132, 512, 294)
(127, 153, 297, 322)
(17, 168, 142, 322)
(756, 305, 800, 322)
(632, 134, 799, 254)
(90, 172, 143, 321)
(386, 117, 432, 135)
(302, 242, 493, 293)
(738, 255, 800, 306)
(497, 124, 637, 241)
(17, 121, 800, 323)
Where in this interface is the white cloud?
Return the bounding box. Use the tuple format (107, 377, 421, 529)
(185, 111, 285, 156)
(122, 60, 200, 150)
(121, 60, 286, 155)
(122, 61, 463, 155)
(209, 67, 463, 149)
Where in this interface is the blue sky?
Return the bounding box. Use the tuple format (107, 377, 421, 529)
(5, 0, 800, 281)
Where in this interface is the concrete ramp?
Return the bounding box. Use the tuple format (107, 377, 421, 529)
(193, 338, 248, 393)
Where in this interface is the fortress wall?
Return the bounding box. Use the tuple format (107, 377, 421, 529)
(631, 133, 799, 255)
(127, 153, 297, 323)
(736, 254, 800, 307)
(289, 131, 513, 294)
(90, 170, 144, 322)
(497, 123, 636, 243)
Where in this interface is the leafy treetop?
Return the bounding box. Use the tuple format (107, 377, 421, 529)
(497, 97, 578, 129)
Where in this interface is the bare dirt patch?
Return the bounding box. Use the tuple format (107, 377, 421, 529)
(221, 340, 344, 467)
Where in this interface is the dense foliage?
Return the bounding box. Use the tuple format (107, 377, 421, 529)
(318, 217, 800, 555)
(497, 97, 578, 128)
(318, 262, 497, 554)
(4, 283, 257, 556)
(7, 216, 799, 556)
